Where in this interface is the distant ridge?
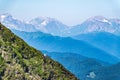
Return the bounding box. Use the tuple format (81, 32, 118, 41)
(1, 14, 120, 36)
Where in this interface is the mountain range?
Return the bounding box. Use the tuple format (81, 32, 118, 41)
(1, 14, 120, 80)
(0, 14, 69, 36)
(1, 14, 120, 36)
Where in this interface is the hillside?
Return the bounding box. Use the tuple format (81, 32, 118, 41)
(0, 23, 78, 80)
(73, 32, 120, 58)
(41, 51, 111, 80)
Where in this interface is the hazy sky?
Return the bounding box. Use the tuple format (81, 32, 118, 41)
(0, 0, 120, 25)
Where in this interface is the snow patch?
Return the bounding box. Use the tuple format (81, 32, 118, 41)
(103, 19, 109, 23)
(0, 15, 6, 22)
(102, 19, 111, 24)
(41, 21, 48, 26)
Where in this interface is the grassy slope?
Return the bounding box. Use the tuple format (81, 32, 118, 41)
(0, 23, 78, 80)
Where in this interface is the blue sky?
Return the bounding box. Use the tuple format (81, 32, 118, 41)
(0, 0, 120, 25)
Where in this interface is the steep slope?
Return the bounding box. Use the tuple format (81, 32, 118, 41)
(11, 30, 120, 64)
(0, 23, 78, 80)
(73, 32, 120, 58)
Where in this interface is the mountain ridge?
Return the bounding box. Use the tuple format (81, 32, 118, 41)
(73, 32, 120, 58)
(1, 14, 120, 36)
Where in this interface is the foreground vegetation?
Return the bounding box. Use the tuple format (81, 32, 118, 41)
(0, 23, 78, 80)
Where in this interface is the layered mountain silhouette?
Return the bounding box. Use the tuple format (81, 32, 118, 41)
(73, 32, 120, 58)
(11, 30, 120, 64)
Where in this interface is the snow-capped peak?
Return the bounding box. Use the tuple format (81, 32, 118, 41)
(87, 16, 111, 24)
(0, 15, 6, 22)
(87, 16, 108, 22)
(0, 13, 13, 22)
(29, 16, 67, 29)
(87, 16, 105, 21)
(29, 16, 58, 25)
(0, 13, 12, 18)
(27, 16, 69, 36)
